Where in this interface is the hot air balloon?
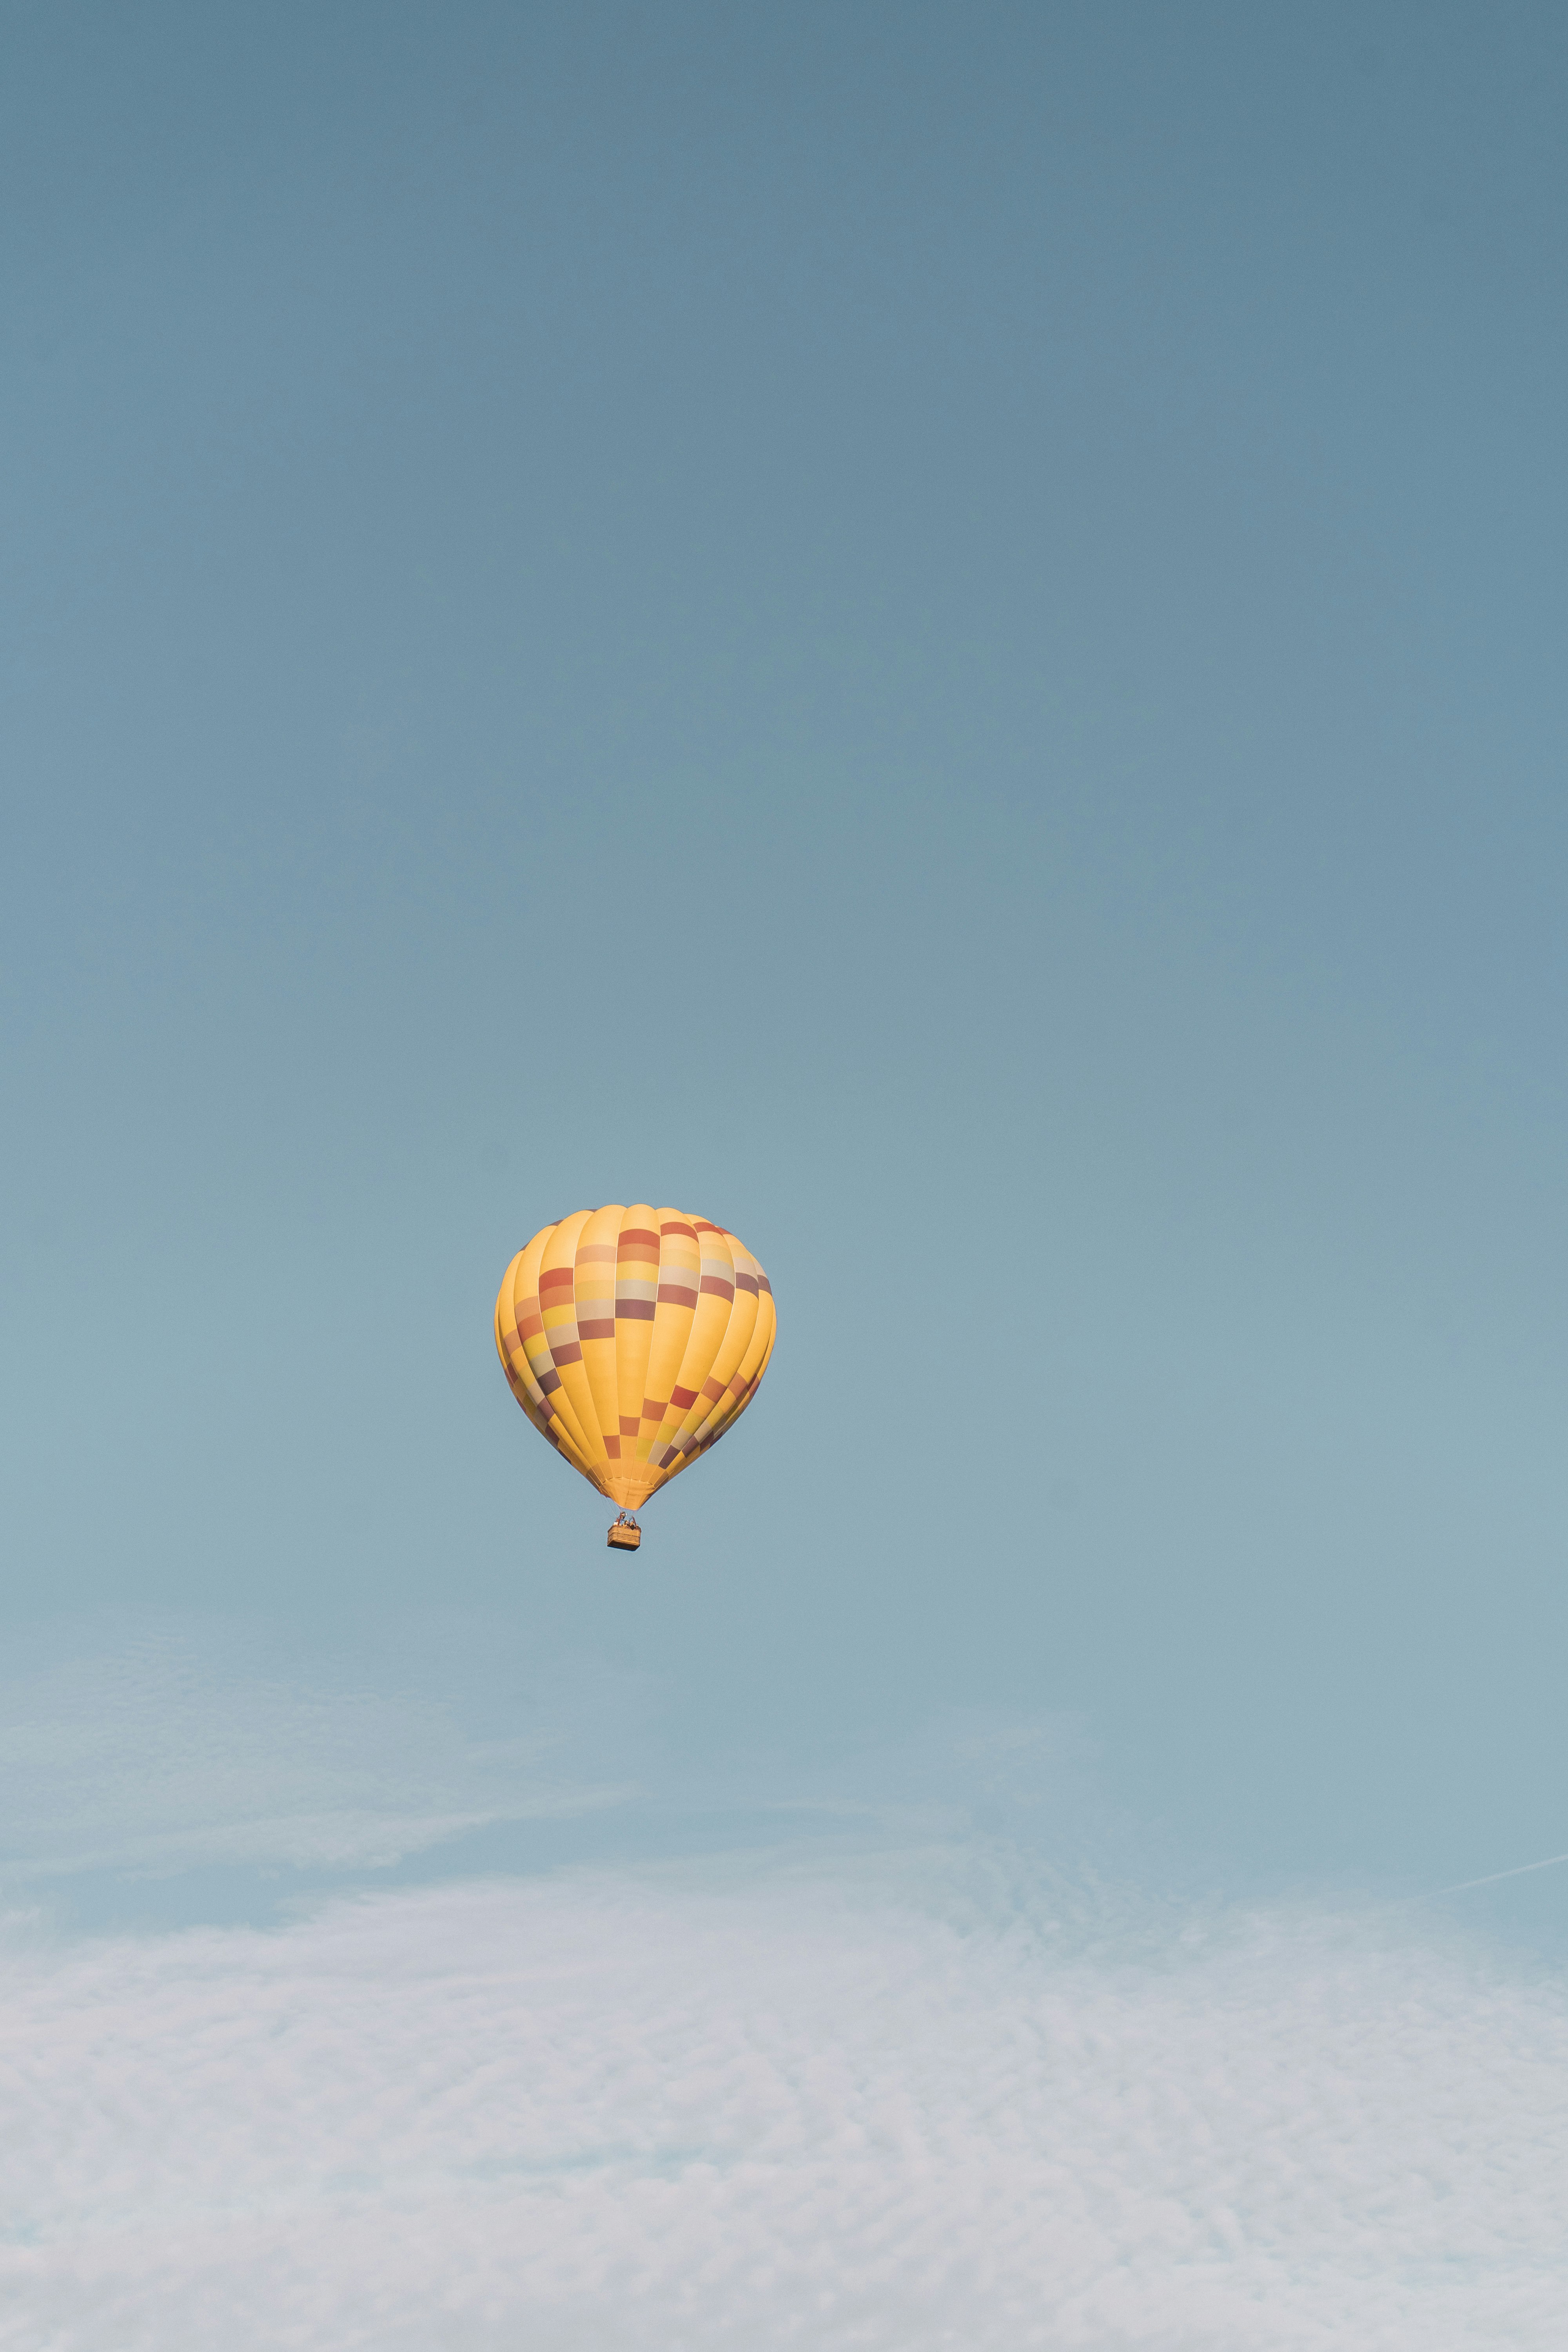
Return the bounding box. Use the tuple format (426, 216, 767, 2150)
(494, 1206, 776, 1551)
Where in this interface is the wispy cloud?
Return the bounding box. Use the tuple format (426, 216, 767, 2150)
(0, 1630, 632, 1885)
(2, 1854, 1564, 2349)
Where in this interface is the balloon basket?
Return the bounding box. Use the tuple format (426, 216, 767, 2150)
(607, 1515, 641, 1552)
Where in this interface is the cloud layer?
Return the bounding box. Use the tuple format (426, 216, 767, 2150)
(3, 1853, 1565, 2349)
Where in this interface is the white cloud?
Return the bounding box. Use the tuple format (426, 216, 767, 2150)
(0, 1633, 630, 1882)
(1, 1853, 1564, 2348)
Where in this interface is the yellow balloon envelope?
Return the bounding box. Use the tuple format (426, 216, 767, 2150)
(494, 1206, 776, 1523)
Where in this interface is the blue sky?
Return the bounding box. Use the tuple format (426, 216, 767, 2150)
(4, 4, 1568, 2338)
